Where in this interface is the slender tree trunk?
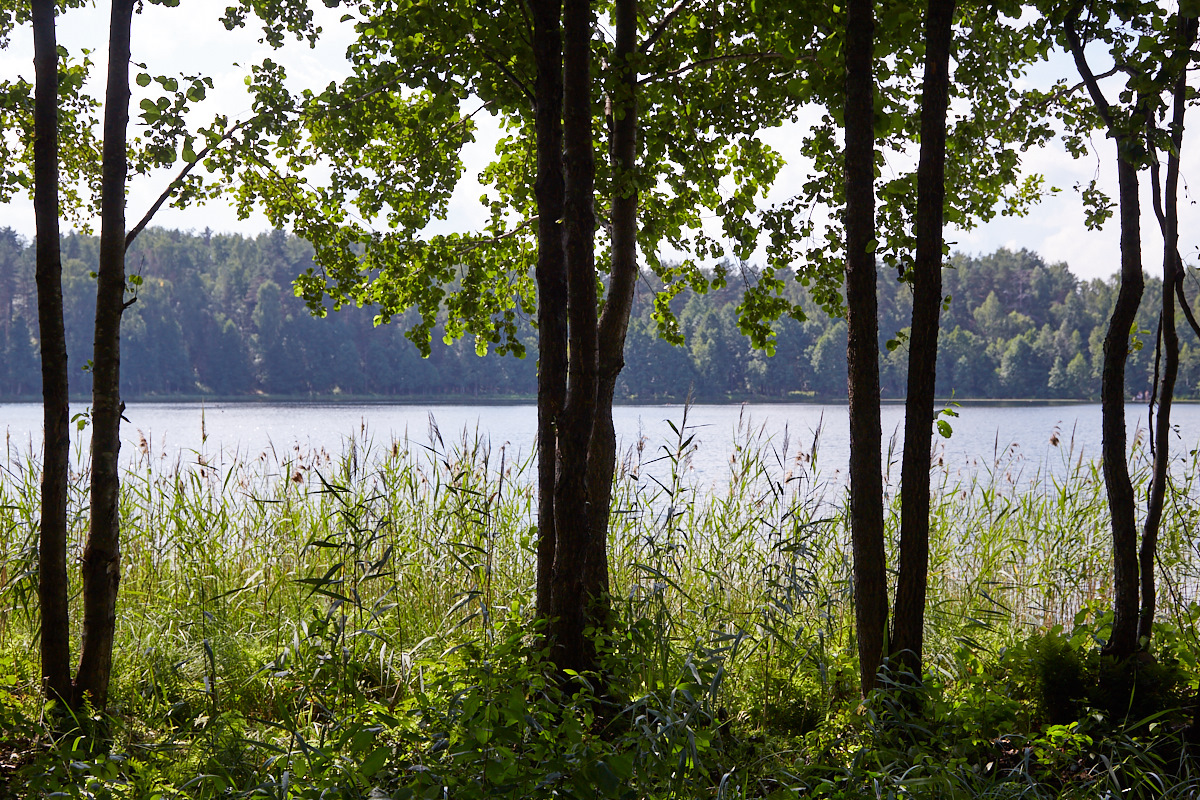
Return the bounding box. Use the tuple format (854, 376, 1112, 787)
(32, 0, 72, 706)
(890, 0, 955, 682)
(1140, 261, 1177, 646)
(582, 0, 638, 619)
(75, 0, 135, 709)
(1139, 17, 1196, 643)
(1064, 14, 1143, 661)
(1098, 155, 1143, 659)
(844, 0, 887, 696)
(531, 0, 567, 622)
(550, 0, 599, 673)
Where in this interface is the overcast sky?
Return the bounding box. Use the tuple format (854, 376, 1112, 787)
(1, 1, 1196, 283)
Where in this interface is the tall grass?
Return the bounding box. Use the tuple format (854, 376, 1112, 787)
(1, 409, 1198, 797)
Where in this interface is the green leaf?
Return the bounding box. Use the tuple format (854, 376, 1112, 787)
(136, 72, 151, 87)
(936, 419, 953, 439)
(139, 98, 160, 123)
(359, 746, 388, 777)
(594, 761, 621, 797)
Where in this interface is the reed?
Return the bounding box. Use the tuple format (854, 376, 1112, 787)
(1, 409, 1197, 798)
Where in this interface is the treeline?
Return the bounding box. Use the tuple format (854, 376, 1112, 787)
(0, 227, 1196, 401)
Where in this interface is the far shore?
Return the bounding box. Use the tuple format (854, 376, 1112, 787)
(2, 394, 1191, 406)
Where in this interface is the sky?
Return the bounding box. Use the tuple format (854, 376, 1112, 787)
(1, 1, 1197, 283)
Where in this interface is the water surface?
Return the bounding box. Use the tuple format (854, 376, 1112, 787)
(4, 401, 1197, 490)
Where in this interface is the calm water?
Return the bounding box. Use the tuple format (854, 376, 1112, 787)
(3, 401, 1198, 489)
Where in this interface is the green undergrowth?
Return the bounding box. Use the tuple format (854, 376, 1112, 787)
(2, 413, 1199, 797)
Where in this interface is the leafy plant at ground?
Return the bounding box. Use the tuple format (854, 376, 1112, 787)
(1, 415, 1199, 796)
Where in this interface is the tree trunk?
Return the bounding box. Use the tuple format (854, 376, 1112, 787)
(843, 0, 887, 696)
(1139, 17, 1196, 643)
(1064, 14, 1143, 661)
(1098, 155, 1143, 660)
(582, 0, 638, 621)
(550, 0, 599, 674)
(890, 0, 955, 682)
(75, 0, 135, 710)
(530, 0, 567, 623)
(32, 0, 73, 706)
(1140, 260, 1177, 647)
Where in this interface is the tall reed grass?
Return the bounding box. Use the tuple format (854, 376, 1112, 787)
(1, 408, 1198, 797)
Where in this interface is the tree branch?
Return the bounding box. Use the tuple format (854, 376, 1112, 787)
(126, 118, 250, 250)
(638, 52, 789, 85)
(640, 0, 689, 55)
(1063, 8, 1118, 132)
(475, 43, 534, 104)
(1176, 277, 1200, 341)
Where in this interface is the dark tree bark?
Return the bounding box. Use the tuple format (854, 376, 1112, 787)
(32, 0, 72, 706)
(582, 0, 638, 619)
(1139, 16, 1197, 644)
(890, 0, 955, 682)
(843, 0, 887, 696)
(530, 0, 568, 623)
(75, 0, 135, 709)
(1100, 158, 1145, 660)
(549, 0, 599, 673)
(1064, 13, 1143, 660)
(1140, 258, 1177, 647)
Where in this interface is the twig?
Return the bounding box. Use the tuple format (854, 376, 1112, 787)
(126, 118, 251, 249)
(640, 0, 690, 55)
(639, 52, 788, 85)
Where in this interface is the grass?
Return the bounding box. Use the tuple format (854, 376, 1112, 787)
(1, 409, 1199, 798)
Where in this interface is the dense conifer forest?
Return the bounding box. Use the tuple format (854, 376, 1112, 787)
(1, 227, 1196, 401)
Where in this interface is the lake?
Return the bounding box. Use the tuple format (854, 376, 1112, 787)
(3, 400, 1199, 490)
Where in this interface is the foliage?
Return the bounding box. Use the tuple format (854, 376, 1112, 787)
(207, 0, 817, 358)
(0, 0, 256, 231)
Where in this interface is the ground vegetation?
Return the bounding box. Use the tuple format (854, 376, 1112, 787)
(0, 421, 1198, 796)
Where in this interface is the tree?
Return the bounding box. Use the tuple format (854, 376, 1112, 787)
(4, 0, 272, 709)
(1138, 11, 1198, 645)
(582, 0, 639, 631)
(1050, 0, 1198, 659)
(1061, 5, 1145, 658)
(546, 0, 601, 670)
(998, 334, 1047, 397)
(530, 0, 567, 628)
(809, 1, 1054, 694)
(843, 0, 886, 696)
(31, 0, 73, 706)
(223, 0, 807, 673)
(73, 0, 137, 709)
(890, 0, 955, 682)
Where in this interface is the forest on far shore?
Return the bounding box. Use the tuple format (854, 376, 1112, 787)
(0, 226, 1195, 402)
